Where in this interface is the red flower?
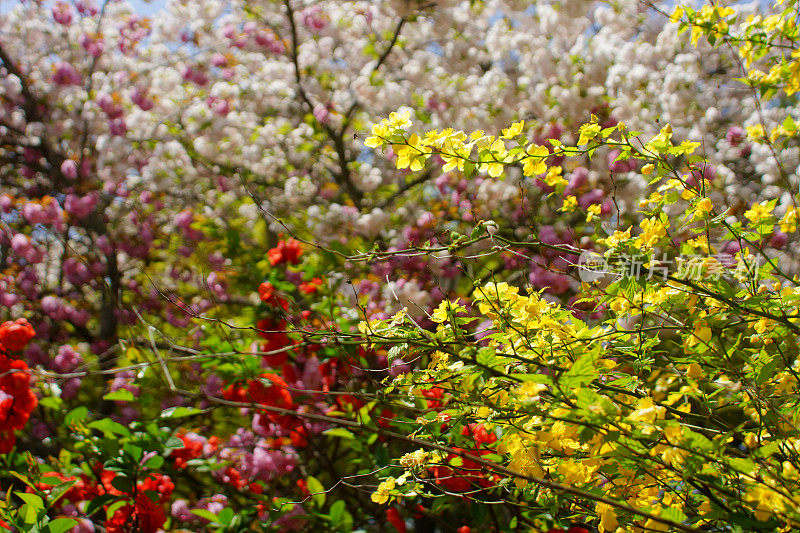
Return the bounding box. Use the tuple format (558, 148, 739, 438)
(461, 423, 497, 448)
(63, 475, 100, 503)
(257, 282, 288, 309)
(106, 493, 166, 533)
(256, 318, 291, 365)
(222, 384, 249, 403)
(99, 469, 125, 497)
(139, 473, 174, 503)
(0, 357, 37, 453)
(334, 394, 364, 412)
(170, 432, 204, 469)
(258, 281, 275, 301)
(289, 426, 308, 447)
(457, 528, 471, 533)
(429, 448, 493, 493)
(248, 373, 293, 409)
(421, 386, 445, 408)
(220, 466, 246, 488)
(299, 277, 323, 295)
(267, 238, 302, 266)
(0, 319, 35, 352)
(386, 507, 406, 533)
(376, 408, 396, 429)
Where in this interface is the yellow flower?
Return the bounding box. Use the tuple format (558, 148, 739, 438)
(395, 134, 428, 171)
(586, 203, 602, 222)
(746, 124, 766, 141)
(577, 122, 601, 145)
(661, 445, 689, 467)
(693, 197, 713, 219)
(745, 485, 788, 521)
(371, 477, 396, 504)
(634, 216, 668, 249)
(669, 5, 684, 22)
(687, 322, 712, 346)
(562, 195, 578, 212)
(364, 121, 391, 148)
(596, 502, 618, 533)
(600, 227, 632, 248)
(501, 120, 524, 139)
(481, 137, 508, 177)
(646, 124, 673, 153)
(544, 166, 567, 188)
(644, 518, 670, 532)
(431, 299, 456, 323)
(399, 449, 429, 468)
(753, 317, 775, 334)
(744, 201, 774, 225)
(555, 459, 594, 484)
(628, 396, 666, 424)
(387, 109, 412, 129)
(523, 144, 549, 176)
(642, 163, 655, 175)
(609, 297, 630, 314)
(780, 207, 799, 232)
(685, 362, 704, 379)
(516, 381, 548, 402)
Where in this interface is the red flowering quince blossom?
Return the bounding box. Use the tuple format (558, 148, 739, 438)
(258, 281, 288, 309)
(299, 277, 323, 295)
(0, 319, 35, 351)
(223, 373, 294, 410)
(267, 238, 302, 266)
(104, 473, 174, 533)
(170, 431, 205, 469)
(0, 319, 38, 453)
(255, 317, 291, 365)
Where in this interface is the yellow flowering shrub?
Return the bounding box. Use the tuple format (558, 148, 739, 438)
(357, 2, 800, 532)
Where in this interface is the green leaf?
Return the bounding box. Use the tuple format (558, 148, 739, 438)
(106, 500, 128, 519)
(123, 443, 144, 463)
(323, 428, 355, 440)
(17, 492, 44, 524)
(660, 506, 688, 523)
(64, 406, 88, 427)
(191, 509, 220, 524)
(38, 396, 63, 410)
(559, 351, 599, 389)
(17, 492, 44, 510)
(160, 406, 203, 419)
(85, 494, 118, 516)
(47, 480, 78, 507)
(306, 476, 326, 507)
(110, 476, 133, 494)
(103, 389, 135, 402)
(88, 418, 131, 438)
(329, 500, 346, 524)
(685, 429, 714, 452)
(143, 455, 165, 470)
(755, 354, 781, 386)
(217, 507, 234, 526)
(10, 472, 37, 491)
(45, 518, 78, 533)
